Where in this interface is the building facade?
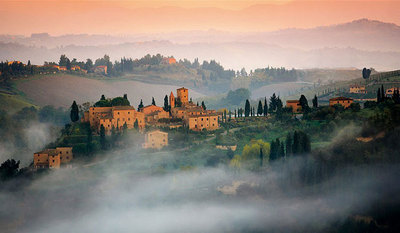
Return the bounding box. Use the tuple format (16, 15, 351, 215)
(329, 97, 354, 108)
(286, 100, 302, 113)
(142, 130, 168, 149)
(349, 85, 367, 94)
(85, 106, 145, 133)
(34, 147, 73, 169)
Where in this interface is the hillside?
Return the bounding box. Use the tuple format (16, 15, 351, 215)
(14, 74, 205, 108)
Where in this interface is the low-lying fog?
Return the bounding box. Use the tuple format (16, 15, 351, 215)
(1, 146, 398, 233)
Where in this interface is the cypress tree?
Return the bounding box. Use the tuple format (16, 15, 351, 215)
(123, 94, 128, 100)
(134, 119, 139, 130)
(263, 97, 268, 116)
(285, 132, 292, 156)
(279, 143, 285, 159)
(381, 85, 385, 101)
(70, 101, 80, 122)
(201, 101, 206, 110)
(138, 99, 144, 110)
(299, 95, 310, 113)
(245, 99, 250, 117)
(257, 100, 263, 116)
(152, 97, 156, 106)
(377, 88, 381, 103)
(100, 124, 106, 150)
(312, 95, 318, 108)
(259, 148, 264, 167)
(163, 95, 169, 111)
(101, 94, 106, 101)
(270, 140, 276, 161)
(292, 131, 299, 155)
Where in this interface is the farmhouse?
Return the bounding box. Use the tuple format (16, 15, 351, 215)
(286, 100, 302, 113)
(94, 65, 108, 75)
(329, 97, 354, 108)
(33, 147, 73, 169)
(142, 130, 168, 149)
(168, 87, 220, 131)
(349, 85, 367, 94)
(386, 87, 399, 97)
(83, 106, 145, 134)
(161, 57, 177, 65)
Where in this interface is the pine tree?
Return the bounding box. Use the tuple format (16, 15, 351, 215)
(70, 101, 80, 122)
(263, 97, 268, 116)
(163, 95, 169, 111)
(152, 97, 156, 106)
(257, 100, 263, 116)
(299, 95, 310, 113)
(269, 93, 277, 113)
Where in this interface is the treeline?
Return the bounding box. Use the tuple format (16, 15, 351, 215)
(0, 61, 58, 83)
(250, 66, 302, 83)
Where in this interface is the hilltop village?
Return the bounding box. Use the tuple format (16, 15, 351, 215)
(33, 87, 221, 169)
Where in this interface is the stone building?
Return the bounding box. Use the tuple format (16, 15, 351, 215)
(286, 100, 302, 113)
(329, 97, 354, 108)
(33, 147, 73, 169)
(349, 85, 367, 94)
(84, 106, 145, 134)
(142, 130, 168, 149)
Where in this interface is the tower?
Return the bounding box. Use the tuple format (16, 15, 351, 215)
(169, 91, 175, 108)
(177, 87, 188, 105)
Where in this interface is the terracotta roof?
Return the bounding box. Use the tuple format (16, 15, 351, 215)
(147, 130, 168, 135)
(286, 100, 300, 103)
(112, 106, 135, 110)
(329, 97, 353, 101)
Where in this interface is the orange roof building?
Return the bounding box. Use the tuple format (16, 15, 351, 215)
(286, 100, 302, 113)
(329, 97, 354, 108)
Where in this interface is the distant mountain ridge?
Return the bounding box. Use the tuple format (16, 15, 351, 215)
(0, 19, 399, 70)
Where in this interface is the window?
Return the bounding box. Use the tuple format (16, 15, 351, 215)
(60, 151, 62, 154)
(66, 151, 69, 154)
(118, 112, 120, 115)
(128, 118, 130, 121)
(53, 160, 55, 163)
(128, 112, 130, 114)
(67, 157, 69, 159)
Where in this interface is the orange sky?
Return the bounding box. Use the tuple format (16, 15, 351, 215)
(1, 0, 400, 35)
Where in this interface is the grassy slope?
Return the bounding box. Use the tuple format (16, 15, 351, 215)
(13, 73, 206, 108)
(0, 92, 36, 114)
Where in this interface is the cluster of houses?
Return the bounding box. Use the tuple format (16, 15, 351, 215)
(81, 87, 220, 134)
(81, 87, 220, 149)
(286, 97, 354, 113)
(32, 87, 220, 170)
(33, 147, 73, 170)
(50, 64, 107, 75)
